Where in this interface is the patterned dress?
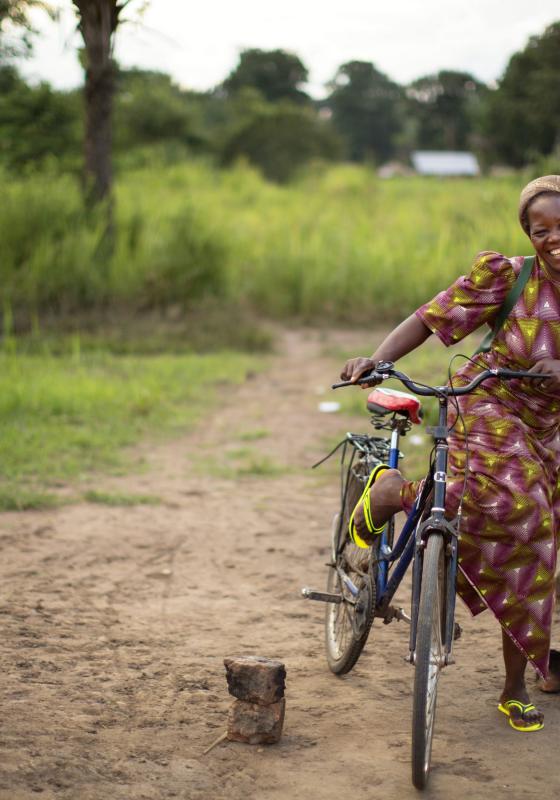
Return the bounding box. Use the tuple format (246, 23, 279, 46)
(401, 251, 560, 679)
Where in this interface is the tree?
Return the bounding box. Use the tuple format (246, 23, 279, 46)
(406, 70, 487, 152)
(221, 104, 341, 182)
(72, 1, 141, 204)
(483, 22, 560, 166)
(72, 0, 120, 203)
(325, 61, 403, 163)
(114, 69, 207, 154)
(0, 65, 80, 169)
(222, 48, 310, 104)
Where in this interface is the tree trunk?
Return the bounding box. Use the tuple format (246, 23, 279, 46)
(73, 1, 122, 204)
(84, 45, 114, 203)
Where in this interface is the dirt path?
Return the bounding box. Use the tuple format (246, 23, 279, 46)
(1, 328, 559, 800)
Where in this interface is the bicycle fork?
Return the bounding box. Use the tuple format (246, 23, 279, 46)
(408, 397, 459, 666)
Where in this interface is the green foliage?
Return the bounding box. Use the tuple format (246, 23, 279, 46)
(0, 66, 81, 169)
(3, 20, 559, 178)
(406, 71, 487, 152)
(0, 162, 531, 327)
(0, 168, 236, 323)
(216, 163, 527, 321)
(326, 61, 403, 163)
(222, 104, 341, 182)
(114, 68, 207, 153)
(0, 172, 108, 318)
(222, 48, 310, 104)
(484, 22, 560, 166)
(131, 206, 228, 308)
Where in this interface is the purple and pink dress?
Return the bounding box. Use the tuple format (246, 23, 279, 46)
(401, 251, 560, 678)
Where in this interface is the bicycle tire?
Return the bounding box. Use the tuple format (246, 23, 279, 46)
(324, 460, 378, 675)
(411, 532, 447, 790)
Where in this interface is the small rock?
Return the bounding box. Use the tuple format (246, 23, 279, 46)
(224, 656, 285, 705)
(227, 698, 285, 744)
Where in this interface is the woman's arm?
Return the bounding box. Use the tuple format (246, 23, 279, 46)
(340, 313, 432, 384)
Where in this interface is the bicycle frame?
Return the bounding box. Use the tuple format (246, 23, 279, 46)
(355, 395, 459, 665)
(317, 362, 547, 663)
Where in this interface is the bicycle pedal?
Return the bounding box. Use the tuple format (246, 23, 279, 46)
(301, 587, 342, 604)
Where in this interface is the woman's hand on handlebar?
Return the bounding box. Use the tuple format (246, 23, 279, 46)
(340, 356, 381, 388)
(528, 359, 560, 391)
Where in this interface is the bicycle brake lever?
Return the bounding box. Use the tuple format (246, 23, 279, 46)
(332, 361, 394, 390)
(331, 372, 387, 390)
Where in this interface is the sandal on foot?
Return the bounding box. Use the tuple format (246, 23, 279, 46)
(348, 463, 389, 549)
(498, 699, 544, 732)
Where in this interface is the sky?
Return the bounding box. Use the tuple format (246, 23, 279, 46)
(19, 0, 560, 97)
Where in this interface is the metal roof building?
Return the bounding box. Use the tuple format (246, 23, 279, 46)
(411, 151, 480, 176)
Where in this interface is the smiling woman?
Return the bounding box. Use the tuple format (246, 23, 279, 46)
(341, 174, 560, 734)
(519, 175, 560, 276)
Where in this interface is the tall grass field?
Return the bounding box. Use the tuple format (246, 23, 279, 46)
(0, 162, 532, 507)
(0, 163, 530, 325)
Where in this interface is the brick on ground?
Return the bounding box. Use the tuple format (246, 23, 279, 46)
(224, 656, 286, 706)
(227, 698, 286, 745)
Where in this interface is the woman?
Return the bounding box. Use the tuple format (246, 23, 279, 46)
(341, 175, 560, 732)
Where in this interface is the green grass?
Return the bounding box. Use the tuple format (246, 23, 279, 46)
(235, 455, 286, 477)
(0, 162, 532, 507)
(237, 427, 270, 441)
(197, 446, 287, 479)
(0, 487, 62, 512)
(119, 162, 529, 323)
(83, 490, 161, 506)
(0, 348, 260, 507)
(1, 162, 530, 326)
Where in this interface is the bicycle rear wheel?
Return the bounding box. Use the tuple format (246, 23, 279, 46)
(411, 532, 447, 790)
(324, 460, 377, 675)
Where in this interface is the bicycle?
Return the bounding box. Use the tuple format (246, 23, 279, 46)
(302, 360, 546, 790)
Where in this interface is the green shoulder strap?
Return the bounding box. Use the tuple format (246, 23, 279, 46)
(473, 256, 535, 356)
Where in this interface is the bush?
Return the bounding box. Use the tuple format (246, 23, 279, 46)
(0, 168, 232, 326)
(134, 206, 227, 308)
(0, 173, 107, 322)
(221, 105, 342, 182)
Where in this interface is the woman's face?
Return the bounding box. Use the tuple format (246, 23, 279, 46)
(528, 193, 560, 276)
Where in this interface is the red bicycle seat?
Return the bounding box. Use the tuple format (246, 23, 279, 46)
(366, 387, 423, 425)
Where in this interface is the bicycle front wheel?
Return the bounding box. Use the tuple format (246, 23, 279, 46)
(411, 532, 447, 790)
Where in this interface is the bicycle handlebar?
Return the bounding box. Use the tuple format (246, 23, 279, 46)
(332, 361, 552, 397)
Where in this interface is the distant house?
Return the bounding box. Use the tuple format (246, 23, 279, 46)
(411, 151, 480, 177)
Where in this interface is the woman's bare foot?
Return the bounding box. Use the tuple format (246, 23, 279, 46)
(352, 469, 403, 544)
(500, 630, 543, 729)
(537, 649, 560, 693)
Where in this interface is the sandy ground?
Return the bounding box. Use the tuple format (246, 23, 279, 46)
(1, 327, 560, 800)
